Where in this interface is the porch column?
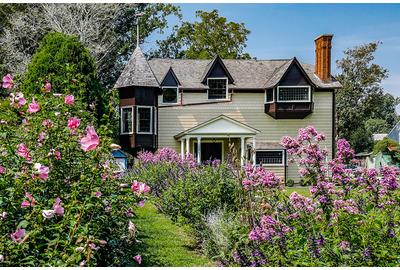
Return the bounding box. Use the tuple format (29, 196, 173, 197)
(240, 136, 245, 166)
(197, 136, 201, 163)
(252, 137, 256, 164)
(186, 137, 190, 155)
(181, 139, 185, 159)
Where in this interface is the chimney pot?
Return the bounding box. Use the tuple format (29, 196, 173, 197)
(314, 34, 333, 83)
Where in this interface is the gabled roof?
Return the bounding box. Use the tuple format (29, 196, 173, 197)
(160, 67, 181, 86)
(114, 47, 159, 89)
(148, 58, 341, 90)
(174, 114, 260, 139)
(200, 55, 234, 84)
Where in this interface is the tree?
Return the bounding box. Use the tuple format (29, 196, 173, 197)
(0, 3, 181, 88)
(335, 42, 399, 153)
(151, 9, 251, 59)
(20, 32, 110, 128)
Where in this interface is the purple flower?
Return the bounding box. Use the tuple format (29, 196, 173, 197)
(133, 254, 142, 264)
(338, 240, 350, 251)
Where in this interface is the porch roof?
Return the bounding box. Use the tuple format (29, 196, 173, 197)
(174, 115, 260, 140)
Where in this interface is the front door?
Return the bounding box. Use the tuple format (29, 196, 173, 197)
(194, 142, 222, 162)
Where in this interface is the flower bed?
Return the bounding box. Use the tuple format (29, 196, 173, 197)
(132, 127, 400, 266)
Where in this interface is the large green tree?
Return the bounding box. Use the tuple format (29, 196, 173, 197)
(336, 42, 399, 153)
(152, 9, 251, 59)
(0, 3, 181, 88)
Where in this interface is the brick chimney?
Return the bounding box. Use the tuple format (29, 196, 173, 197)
(314, 34, 333, 82)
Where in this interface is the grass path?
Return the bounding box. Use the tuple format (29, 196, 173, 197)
(132, 202, 213, 267)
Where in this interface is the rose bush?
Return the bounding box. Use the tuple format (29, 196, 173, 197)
(0, 74, 148, 266)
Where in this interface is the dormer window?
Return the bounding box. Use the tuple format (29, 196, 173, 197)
(162, 87, 178, 104)
(277, 86, 311, 102)
(207, 78, 228, 100)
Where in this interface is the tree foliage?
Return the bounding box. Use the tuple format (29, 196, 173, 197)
(336, 42, 399, 153)
(151, 9, 251, 59)
(0, 3, 181, 88)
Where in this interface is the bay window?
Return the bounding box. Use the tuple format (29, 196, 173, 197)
(137, 106, 153, 134)
(277, 86, 311, 102)
(120, 106, 133, 134)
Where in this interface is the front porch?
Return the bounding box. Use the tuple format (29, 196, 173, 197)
(174, 115, 260, 165)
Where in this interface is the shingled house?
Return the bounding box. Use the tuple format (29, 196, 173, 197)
(114, 34, 341, 181)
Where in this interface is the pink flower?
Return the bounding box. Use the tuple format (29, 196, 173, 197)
(95, 191, 102, 198)
(38, 131, 46, 143)
(2, 74, 14, 89)
(64, 94, 74, 105)
(27, 98, 40, 114)
(42, 119, 53, 128)
(10, 228, 25, 243)
(0, 165, 5, 174)
(53, 197, 64, 216)
(44, 81, 52, 92)
(67, 117, 80, 130)
(34, 163, 49, 180)
(133, 254, 142, 264)
(79, 126, 100, 152)
(138, 200, 145, 207)
(131, 180, 151, 195)
(55, 151, 61, 160)
(17, 143, 31, 161)
(21, 192, 35, 208)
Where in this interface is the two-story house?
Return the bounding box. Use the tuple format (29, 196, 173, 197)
(114, 34, 342, 181)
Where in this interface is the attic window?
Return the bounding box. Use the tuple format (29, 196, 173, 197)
(277, 86, 311, 102)
(162, 87, 178, 104)
(207, 78, 228, 100)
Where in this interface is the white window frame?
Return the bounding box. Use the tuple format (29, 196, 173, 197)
(120, 106, 134, 135)
(277, 85, 311, 103)
(264, 88, 275, 104)
(161, 86, 179, 105)
(255, 150, 285, 166)
(154, 107, 157, 135)
(207, 77, 229, 100)
(136, 106, 153, 135)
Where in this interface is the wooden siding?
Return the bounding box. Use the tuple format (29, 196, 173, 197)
(158, 91, 333, 181)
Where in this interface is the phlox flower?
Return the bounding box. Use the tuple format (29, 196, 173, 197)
(80, 126, 100, 152)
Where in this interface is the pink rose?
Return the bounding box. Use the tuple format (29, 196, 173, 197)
(17, 143, 31, 161)
(79, 126, 100, 152)
(133, 254, 142, 265)
(2, 74, 14, 89)
(67, 117, 80, 130)
(34, 163, 49, 180)
(10, 228, 25, 243)
(27, 98, 40, 114)
(64, 94, 74, 105)
(44, 81, 52, 92)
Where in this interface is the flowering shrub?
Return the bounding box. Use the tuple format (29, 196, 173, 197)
(132, 126, 400, 266)
(0, 75, 147, 266)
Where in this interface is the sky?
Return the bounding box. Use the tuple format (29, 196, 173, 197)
(145, 3, 400, 98)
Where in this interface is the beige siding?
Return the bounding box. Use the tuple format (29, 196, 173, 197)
(158, 91, 333, 180)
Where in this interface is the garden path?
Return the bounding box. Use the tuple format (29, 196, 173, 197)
(132, 202, 213, 266)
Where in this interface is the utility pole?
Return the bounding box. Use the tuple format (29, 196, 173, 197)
(135, 12, 145, 48)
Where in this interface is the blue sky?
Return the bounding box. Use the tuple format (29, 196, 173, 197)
(145, 3, 400, 97)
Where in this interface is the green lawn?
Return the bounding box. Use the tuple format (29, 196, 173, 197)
(132, 202, 213, 267)
(284, 187, 311, 197)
